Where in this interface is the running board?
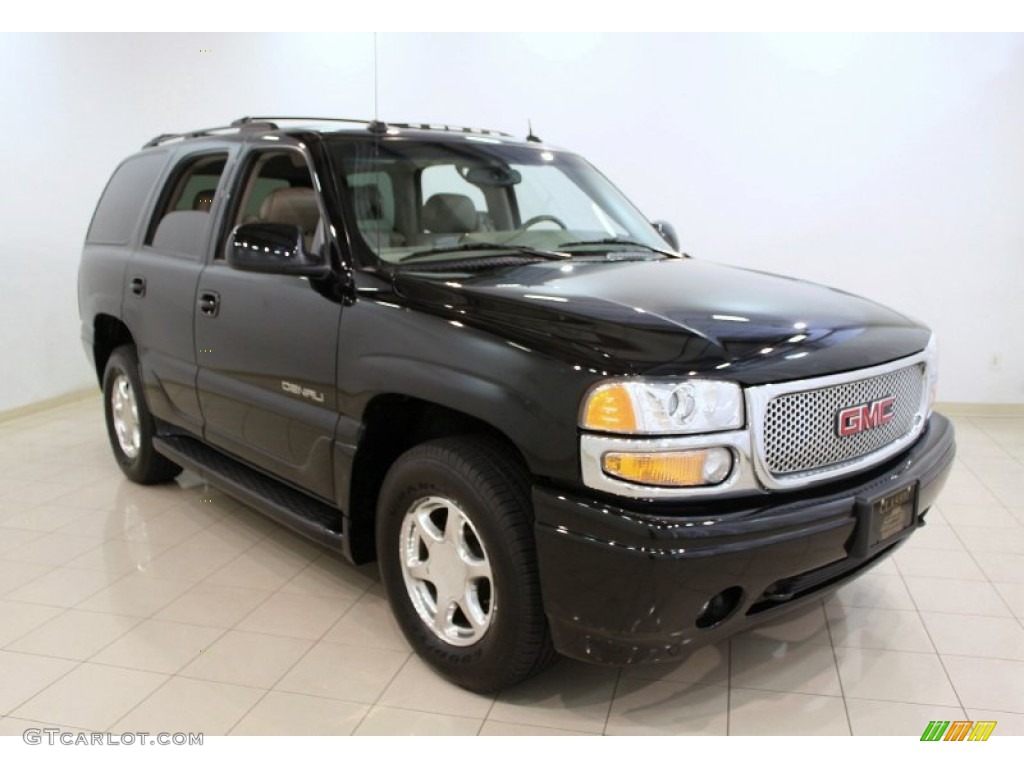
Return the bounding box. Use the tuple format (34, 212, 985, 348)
(153, 435, 345, 552)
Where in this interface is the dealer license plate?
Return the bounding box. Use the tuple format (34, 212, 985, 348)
(873, 484, 916, 544)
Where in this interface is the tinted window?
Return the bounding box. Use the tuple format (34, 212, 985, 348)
(146, 153, 228, 258)
(241, 178, 289, 219)
(172, 174, 223, 211)
(222, 150, 321, 257)
(328, 140, 665, 264)
(231, 150, 316, 227)
(421, 165, 486, 211)
(347, 170, 402, 251)
(86, 152, 168, 245)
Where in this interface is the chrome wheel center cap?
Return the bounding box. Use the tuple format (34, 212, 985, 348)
(426, 539, 469, 601)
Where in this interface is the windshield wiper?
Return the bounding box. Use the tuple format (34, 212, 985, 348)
(557, 238, 678, 258)
(399, 242, 571, 264)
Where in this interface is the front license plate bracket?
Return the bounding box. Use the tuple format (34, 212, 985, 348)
(850, 482, 919, 558)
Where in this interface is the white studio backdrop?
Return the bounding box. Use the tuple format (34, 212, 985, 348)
(0, 32, 1021, 413)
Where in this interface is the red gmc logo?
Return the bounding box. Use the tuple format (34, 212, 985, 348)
(836, 396, 896, 437)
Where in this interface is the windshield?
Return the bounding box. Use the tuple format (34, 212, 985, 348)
(326, 137, 674, 265)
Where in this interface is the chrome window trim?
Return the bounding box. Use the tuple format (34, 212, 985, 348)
(579, 431, 763, 500)
(745, 348, 932, 490)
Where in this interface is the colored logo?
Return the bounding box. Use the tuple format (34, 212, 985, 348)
(836, 395, 896, 437)
(920, 720, 997, 741)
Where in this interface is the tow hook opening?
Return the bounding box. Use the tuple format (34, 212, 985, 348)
(696, 586, 743, 629)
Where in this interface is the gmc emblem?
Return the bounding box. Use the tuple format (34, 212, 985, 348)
(836, 396, 896, 437)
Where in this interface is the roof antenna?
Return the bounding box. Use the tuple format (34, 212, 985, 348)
(526, 119, 541, 143)
(367, 33, 387, 135)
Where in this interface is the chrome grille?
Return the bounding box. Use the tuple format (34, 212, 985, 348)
(761, 364, 925, 476)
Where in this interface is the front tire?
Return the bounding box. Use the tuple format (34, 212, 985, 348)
(376, 436, 555, 693)
(102, 345, 181, 484)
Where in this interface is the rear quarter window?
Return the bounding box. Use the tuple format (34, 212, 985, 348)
(86, 152, 168, 245)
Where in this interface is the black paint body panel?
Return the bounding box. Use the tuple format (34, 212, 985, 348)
(195, 264, 341, 500)
(393, 258, 930, 384)
(121, 248, 204, 433)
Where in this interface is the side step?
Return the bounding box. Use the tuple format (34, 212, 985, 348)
(154, 435, 345, 552)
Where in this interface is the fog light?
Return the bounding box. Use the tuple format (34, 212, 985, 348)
(696, 586, 743, 629)
(602, 447, 732, 487)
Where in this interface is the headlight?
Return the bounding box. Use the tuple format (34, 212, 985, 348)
(580, 378, 744, 435)
(924, 334, 939, 416)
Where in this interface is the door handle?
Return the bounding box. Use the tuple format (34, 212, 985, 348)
(198, 290, 220, 317)
(130, 276, 146, 297)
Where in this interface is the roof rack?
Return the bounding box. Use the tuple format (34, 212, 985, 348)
(386, 122, 513, 138)
(231, 116, 374, 129)
(143, 116, 514, 149)
(236, 116, 513, 138)
(141, 119, 276, 148)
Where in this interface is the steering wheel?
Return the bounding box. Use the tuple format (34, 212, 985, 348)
(518, 214, 568, 231)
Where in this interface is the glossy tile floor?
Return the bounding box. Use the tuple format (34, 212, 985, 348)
(1, 397, 1022, 737)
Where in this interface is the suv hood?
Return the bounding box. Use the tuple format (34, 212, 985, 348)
(393, 258, 930, 385)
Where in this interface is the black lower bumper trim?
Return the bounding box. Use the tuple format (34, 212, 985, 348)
(533, 413, 955, 665)
(748, 541, 899, 613)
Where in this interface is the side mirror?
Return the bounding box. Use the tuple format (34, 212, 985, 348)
(652, 220, 680, 252)
(227, 223, 330, 278)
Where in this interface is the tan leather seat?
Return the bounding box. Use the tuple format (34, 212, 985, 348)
(422, 193, 478, 234)
(259, 187, 321, 250)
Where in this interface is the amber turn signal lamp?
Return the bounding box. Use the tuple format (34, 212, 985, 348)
(602, 448, 732, 487)
(582, 384, 637, 433)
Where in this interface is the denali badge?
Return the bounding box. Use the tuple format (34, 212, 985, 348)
(836, 396, 896, 437)
(281, 381, 325, 403)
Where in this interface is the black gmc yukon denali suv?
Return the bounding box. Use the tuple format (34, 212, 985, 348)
(78, 117, 955, 692)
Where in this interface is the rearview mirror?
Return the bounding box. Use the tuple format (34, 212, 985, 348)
(652, 220, 680, 251)
(227, 223, 330, 278)
(464, 166, 522, 187)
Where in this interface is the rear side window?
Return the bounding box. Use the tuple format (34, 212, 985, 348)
(86, 152, 168, 245)
(145, 152, 228, 258)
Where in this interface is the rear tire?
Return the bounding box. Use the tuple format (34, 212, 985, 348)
(376, 436, 556, 693)
(102, 345, 181, 484)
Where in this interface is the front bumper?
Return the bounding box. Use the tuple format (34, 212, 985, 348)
(533, 412, 955, 665)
